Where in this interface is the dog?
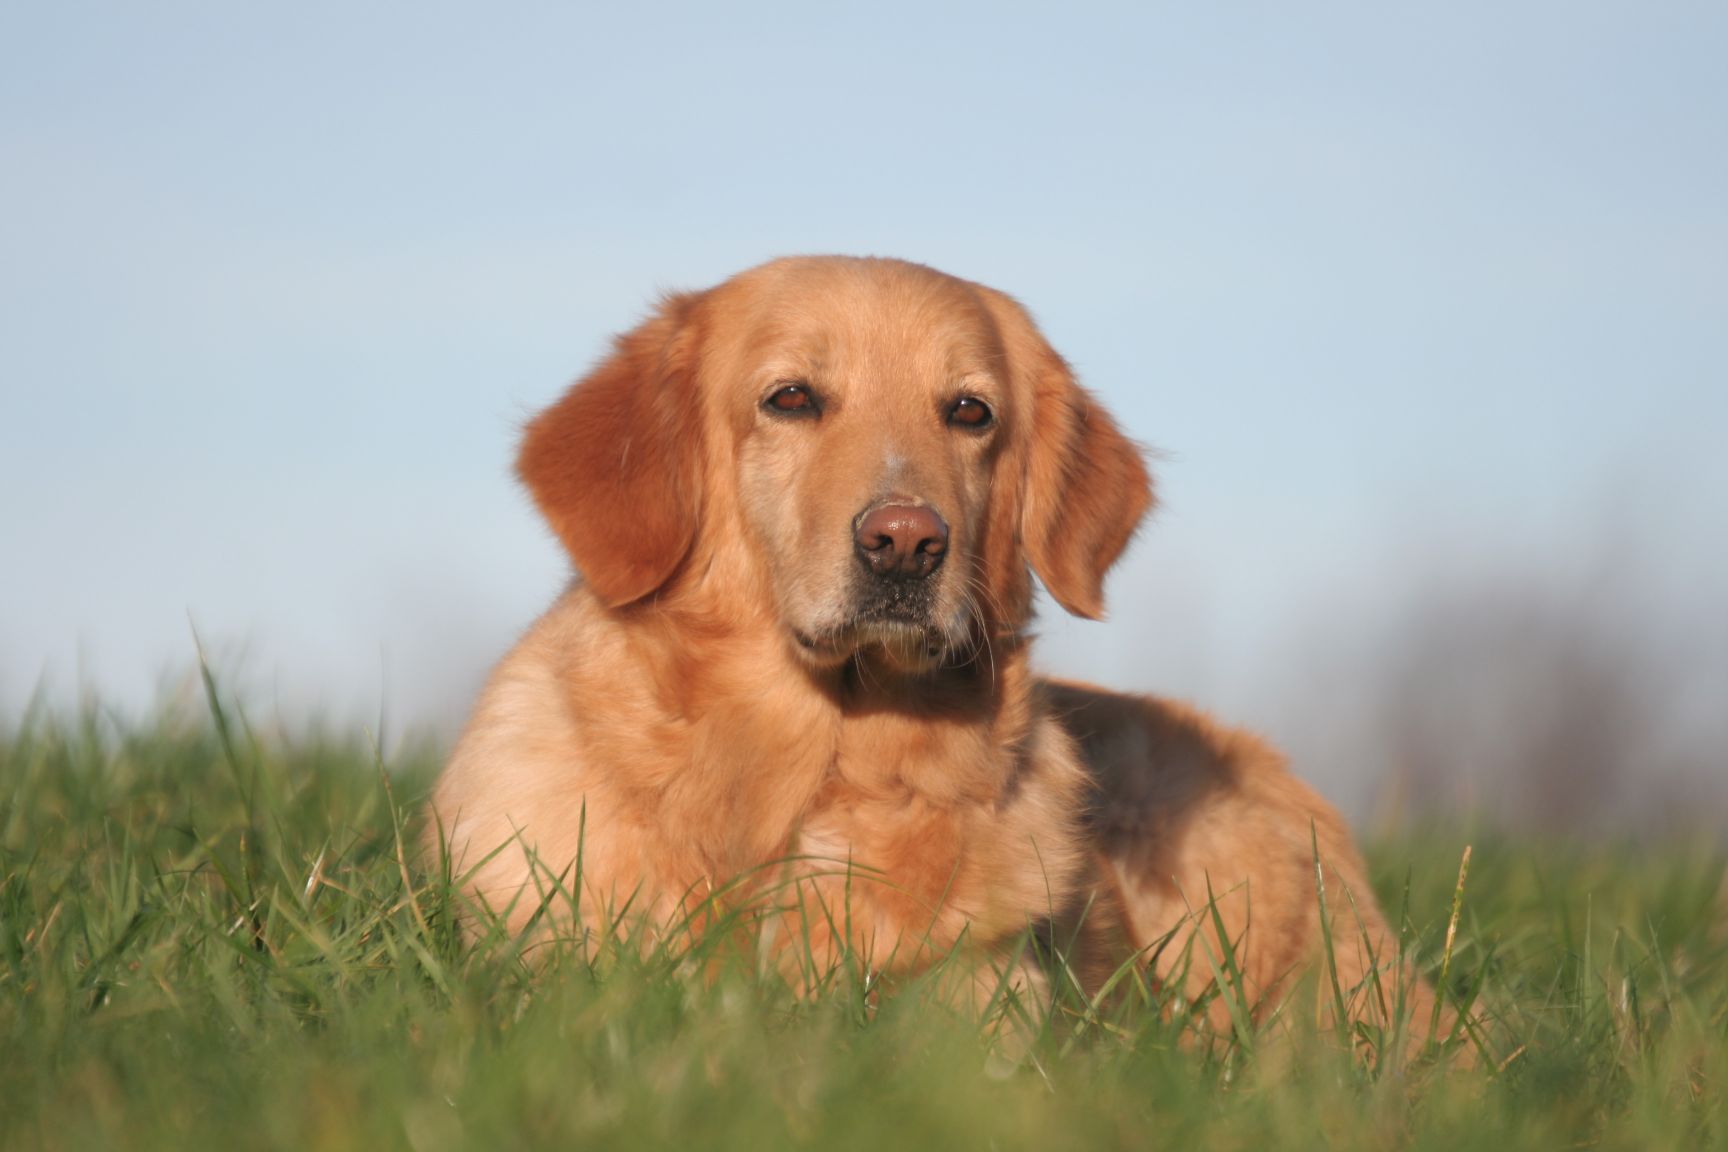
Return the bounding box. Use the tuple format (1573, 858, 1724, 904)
(426, 255, 1439, 1042)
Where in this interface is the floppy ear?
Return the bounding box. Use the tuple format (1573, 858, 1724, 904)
(517, 293, 705, 608)
(979, 287, 1154, 620)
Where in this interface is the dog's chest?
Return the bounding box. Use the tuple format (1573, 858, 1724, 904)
(781, 716, 1011, 931)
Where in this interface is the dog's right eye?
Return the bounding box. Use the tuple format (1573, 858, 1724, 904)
(764, 383, 818, 416)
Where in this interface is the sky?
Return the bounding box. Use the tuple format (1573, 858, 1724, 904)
(2, 3, 1724, 809)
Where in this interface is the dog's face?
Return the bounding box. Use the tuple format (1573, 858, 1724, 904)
(719, 260, 1011, 672)
(518, 257, 1152, 676)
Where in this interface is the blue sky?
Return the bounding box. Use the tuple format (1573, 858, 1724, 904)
(2, 3, 1724, 803)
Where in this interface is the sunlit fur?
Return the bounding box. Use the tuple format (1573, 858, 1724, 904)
(426, 256, 1435, 1035)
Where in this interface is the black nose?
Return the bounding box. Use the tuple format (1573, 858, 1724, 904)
(854, 503, 949, 579)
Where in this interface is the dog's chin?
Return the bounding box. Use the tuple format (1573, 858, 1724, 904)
(790, 618, 951, 676)
(857, 620, 950, 675)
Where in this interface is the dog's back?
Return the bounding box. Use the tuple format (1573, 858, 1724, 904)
(1047, 680, 1443, 1043)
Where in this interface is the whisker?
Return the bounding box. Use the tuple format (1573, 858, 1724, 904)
(953, 575, 1001, 688)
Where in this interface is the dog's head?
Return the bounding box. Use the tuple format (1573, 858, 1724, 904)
(518, 257, 1152, 675)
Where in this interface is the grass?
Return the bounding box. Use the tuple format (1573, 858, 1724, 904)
(2, 683, 1724, 1150)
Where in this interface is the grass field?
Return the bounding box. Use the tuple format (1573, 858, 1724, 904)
(3, 680, 1724, 1150)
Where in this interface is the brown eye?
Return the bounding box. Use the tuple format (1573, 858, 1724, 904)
(948, 396, 993, 429)
(765, 382, 818, 415)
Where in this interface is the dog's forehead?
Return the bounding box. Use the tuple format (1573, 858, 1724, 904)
(711, 258, 1004, 377)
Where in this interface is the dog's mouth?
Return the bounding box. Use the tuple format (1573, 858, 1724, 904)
(787, 567, 974, 675)
(791, 613, 954, 674)
(794, 621, 946, 656)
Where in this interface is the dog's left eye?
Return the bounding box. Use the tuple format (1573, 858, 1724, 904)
(764, 383, 819, 416)
(947, 397, 994, 429)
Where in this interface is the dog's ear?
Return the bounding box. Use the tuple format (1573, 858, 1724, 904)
(517, 293, 705, 608)
(979, 287, 1154, 620)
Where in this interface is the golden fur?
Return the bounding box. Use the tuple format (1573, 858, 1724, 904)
(426, 256, 1433, 1035)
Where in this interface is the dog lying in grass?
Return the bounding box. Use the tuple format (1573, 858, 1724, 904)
(425, 256, 1448, 1050)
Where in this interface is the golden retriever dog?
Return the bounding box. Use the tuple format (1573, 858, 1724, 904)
(426, 255, 1439, 1043)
